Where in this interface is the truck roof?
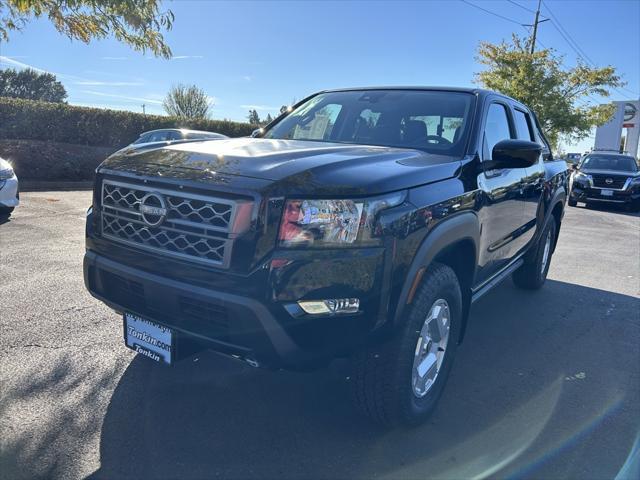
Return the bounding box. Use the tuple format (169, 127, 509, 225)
(320, 86, 501, 97)
(314, 86, 525, 109)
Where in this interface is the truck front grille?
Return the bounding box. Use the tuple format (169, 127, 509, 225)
(101, 179, 244, 268)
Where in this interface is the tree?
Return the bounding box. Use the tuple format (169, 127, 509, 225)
(0, 68, 67, 102)
(0, 0, 174, 58)
(263, 113, 273, 125)
(247, 109, 261, 125)
(475, 34, 625, 147)
(279, 105, 289, 115)
(163, 84, 211, 119)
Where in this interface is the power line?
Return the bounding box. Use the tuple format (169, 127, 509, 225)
(542, 0, 595, 65)
(460, 0, 525, 25)
(464, 0, 638, 100)
(614, 83, 640, 97)
(507, 0, 545, 17)
(541, 0, 638, 98)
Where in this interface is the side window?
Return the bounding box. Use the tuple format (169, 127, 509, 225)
(531, 116, 552, 158)
(513, 109, 534, 141)
(483, 103, 512, 159)
(292, 104, 342, 141)
(134, 133, 150, 144)
(168, 131, 182, 140)
(147, 131, 171, 142)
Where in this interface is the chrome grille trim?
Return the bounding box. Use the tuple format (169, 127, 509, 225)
(591, 175, 629, 190)
(101, 179, 241, 268)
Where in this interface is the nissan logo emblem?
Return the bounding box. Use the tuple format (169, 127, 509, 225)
(624, 103, 637, 122)
(139, 192, 167, 226)
(605, 178, 613, 185)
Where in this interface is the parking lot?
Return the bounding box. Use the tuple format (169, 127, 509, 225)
(0, 191, 638, 479)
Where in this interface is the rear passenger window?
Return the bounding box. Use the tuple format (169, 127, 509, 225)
(514, 109, 534, 141)
(484, 103, 512, 159)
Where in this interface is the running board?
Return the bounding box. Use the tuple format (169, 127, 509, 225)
(471, 257, 525, 303)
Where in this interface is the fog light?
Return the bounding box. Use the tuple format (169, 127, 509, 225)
(298, 298, 360, 315)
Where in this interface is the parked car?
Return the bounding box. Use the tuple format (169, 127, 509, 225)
(133, 128, 228, 145)
(84, 87, 568, 426)
(568, 152, 640, 210)
(0, 157, 19, 215)
(118, 129, 229, 154)
(564, 152, 582, 166)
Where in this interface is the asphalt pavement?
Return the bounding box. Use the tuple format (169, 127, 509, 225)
(0, 191, 638, 480)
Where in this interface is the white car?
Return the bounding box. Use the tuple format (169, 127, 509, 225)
(0, 157, 19, 215)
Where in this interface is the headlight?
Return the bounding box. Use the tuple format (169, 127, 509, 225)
(278, 192, 406, 247)
(0, 167, 14, 181)
(574, 172, 592, 184)
(629, 176, 640, 185)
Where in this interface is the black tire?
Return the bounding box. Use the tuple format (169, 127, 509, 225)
(513, 216, 556, 290)
(568, 198, 577, 207)
(350, 263, 462, 427)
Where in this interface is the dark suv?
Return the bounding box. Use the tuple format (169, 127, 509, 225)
(568, 152, 640, 210)
(84, 87, 568, 426)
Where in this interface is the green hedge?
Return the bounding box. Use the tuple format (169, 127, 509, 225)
(0, 97, 254, 148)
(0, 139, 116, 181)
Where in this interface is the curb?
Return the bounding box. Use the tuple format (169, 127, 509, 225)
(20, 180, 94, 192)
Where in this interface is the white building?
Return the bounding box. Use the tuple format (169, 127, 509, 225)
(594, 100, 640, 158)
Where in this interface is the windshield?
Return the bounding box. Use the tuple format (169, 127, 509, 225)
(264, 90, 474, 156)
(580, 154, 638, 172)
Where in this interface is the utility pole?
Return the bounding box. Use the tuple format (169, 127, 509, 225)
(529, 0, 549, 54)
(142, 104, 146, 115)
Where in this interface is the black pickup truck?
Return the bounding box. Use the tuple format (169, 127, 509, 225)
(84, 87, 568, 426)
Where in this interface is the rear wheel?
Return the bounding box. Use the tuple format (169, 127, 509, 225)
(513, 216, 556, 290)
(350, 263, 462, 427)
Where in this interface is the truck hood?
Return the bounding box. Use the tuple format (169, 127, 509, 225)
(99, 138, 463, 196)
(580, 168, 638, 177)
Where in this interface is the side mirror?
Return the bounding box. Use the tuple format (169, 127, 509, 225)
(489, 139, 541, 169)
(251, 128, 264, 138)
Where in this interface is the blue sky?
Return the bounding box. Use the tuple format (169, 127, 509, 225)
(1, 0, 639, 151)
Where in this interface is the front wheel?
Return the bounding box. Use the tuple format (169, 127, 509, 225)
(513, 216, 556, 290)
(350, 263, 462, 427)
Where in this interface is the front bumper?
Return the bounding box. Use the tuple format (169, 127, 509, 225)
(0, 175, 19, 208)
(570, 184, 640, 205)
(83, 243, 387, 369)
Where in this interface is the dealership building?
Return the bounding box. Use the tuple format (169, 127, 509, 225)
(594, 100, 640, 158)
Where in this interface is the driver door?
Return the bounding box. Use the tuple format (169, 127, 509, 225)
(476, 101, 530, 282)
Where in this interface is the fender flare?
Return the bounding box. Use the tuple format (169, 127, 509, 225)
(548, 185, 566, 219)
(533, 185, 566, 251)
(546, 186, 566, 251)
(391, 212, 480, 338)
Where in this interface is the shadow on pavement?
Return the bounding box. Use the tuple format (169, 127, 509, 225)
(578, 202, 640, 217)
(0, 212, 12, 225)
(0, 352, 128, 480)
(84, 279, 639, 479)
